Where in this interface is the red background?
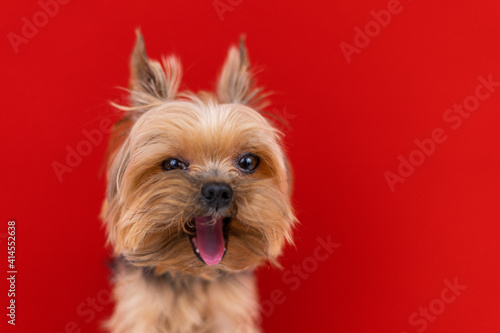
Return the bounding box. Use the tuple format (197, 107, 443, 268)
(2, 0, 500, 332)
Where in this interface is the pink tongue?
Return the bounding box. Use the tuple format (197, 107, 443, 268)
(194, 216, 225, 265)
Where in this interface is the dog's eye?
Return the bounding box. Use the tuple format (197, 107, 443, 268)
(162, 158, 189, 171)
(237, 153, 260, 173)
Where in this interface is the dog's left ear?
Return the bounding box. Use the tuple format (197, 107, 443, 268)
(129, 29, 182, 107)
(217, 37, 267, 108)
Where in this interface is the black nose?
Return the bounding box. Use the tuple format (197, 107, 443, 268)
(201, 182, 233, 209)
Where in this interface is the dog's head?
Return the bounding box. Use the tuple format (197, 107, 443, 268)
(102, 31, 295, 277)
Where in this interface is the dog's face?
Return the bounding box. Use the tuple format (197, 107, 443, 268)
(102, 32, 295, 277)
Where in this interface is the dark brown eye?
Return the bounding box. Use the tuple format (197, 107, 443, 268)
(162, 158, 189, 171)
(237, 153, 260, 173)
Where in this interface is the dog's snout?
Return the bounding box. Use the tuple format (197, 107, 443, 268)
(201, 182, 233, 209)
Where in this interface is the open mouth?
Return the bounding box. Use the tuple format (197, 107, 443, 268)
(186, 217, 231, 265)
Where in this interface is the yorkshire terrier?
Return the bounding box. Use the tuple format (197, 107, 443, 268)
(101, 30, 296, 333)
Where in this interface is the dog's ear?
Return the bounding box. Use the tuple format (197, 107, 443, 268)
(129, 29, 182, 106)
(217, 37, 267, 108)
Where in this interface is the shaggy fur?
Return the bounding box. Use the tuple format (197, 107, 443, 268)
(101, 30, 296, 333)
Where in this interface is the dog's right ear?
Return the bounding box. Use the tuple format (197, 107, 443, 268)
(129, 29, 182, 107)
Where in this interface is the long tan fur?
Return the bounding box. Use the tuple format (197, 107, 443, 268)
(101, 30, 295, 332)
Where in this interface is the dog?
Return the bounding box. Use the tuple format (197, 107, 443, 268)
(101, 30, 296, 333)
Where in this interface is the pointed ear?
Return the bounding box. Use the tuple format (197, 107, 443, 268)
(217, 37, 268, 108)
(129, 29, 182, 106)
